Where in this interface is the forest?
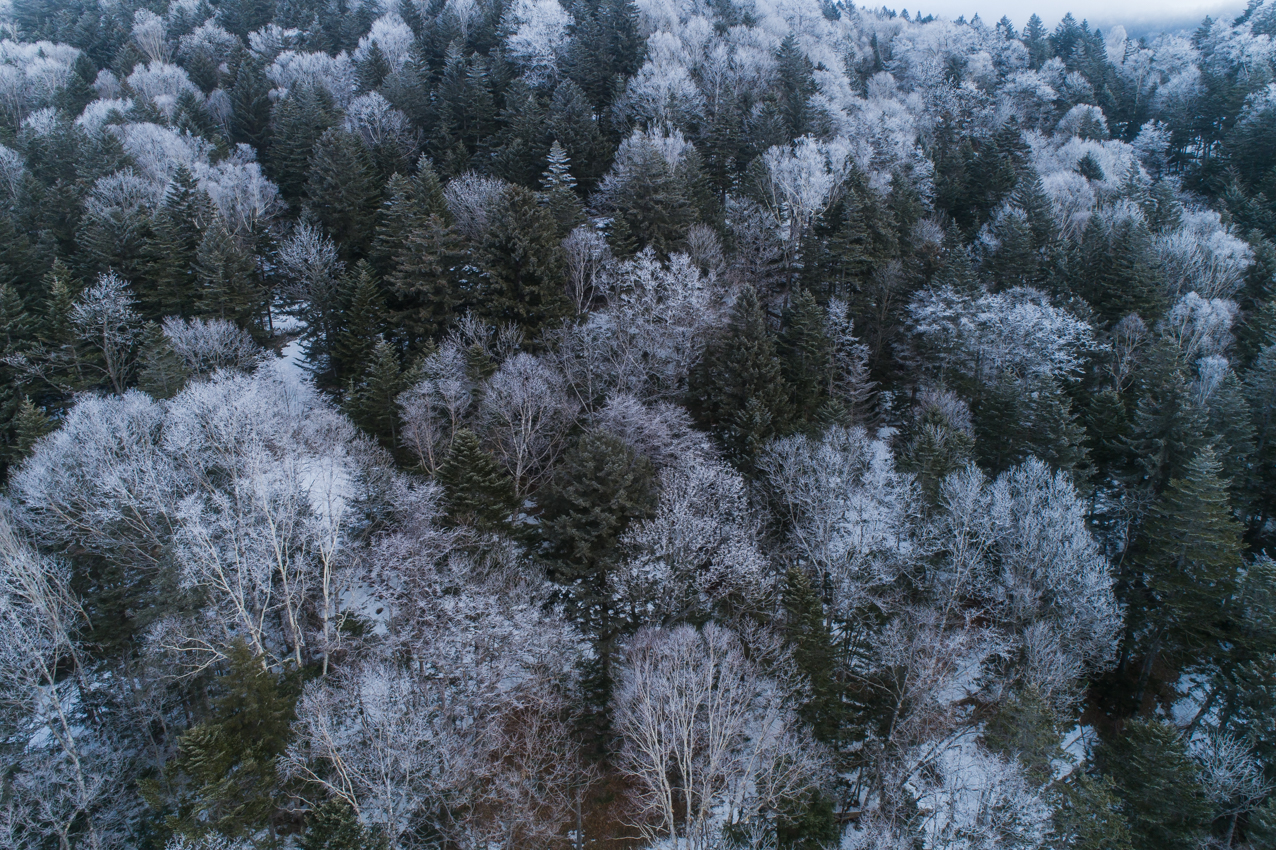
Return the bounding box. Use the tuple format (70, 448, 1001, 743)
(0, 0, 1274, 846)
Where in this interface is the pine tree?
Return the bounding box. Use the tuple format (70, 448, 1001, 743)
(436, 428, 518, 529)
(474, 185, 572, 340)
(547, 79, 607, 188)
(1045, 772, 1134, 850)
(689, 285, 793, 469)
(1245, 344, 1276, 532)
(301, 798, 386, 850)
(307, 127, 380, 258)
(1095, 719, 1210, 850)
(540, 429, 656, 631)
(1077, 152, 1106, 182)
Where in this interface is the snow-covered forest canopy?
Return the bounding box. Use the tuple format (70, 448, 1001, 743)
(0, 0, 1275, 846)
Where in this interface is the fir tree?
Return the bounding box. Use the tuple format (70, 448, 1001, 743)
(195, 222, 263, 332)
(689, 285, 793, 469)
(540, 429, 656, 631)
(1095, 719, 1210, 850)
(778, 289, 835, 426)
(143, 165, 210, 319)
(540, 140, 585, 236)
(1134, 444, 1245, 699)
(436, 428, 518, 529)
(331, 261, 386, 384)
(474, 185, 572, 340)
(306, 127, 380, 258)
(165, 642, 297, 841)
(269, 83, 339, 202)
(230, 56, 273, 151)
(782, 567, 844, 744)
(347, 335, 408, 447)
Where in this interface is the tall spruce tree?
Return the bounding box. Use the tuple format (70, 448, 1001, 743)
(689, 285, 793, 469)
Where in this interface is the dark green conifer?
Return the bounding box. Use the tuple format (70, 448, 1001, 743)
(436, 428, 518, 528)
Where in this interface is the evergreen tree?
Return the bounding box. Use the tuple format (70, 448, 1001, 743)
(1134, 444, 1245, 697)
(143, 165, 211, 319)
(194, 222, 263, 332)
(301, 798, 387, 850)
(1095, 718, 1210, 850)
(165, 642, 297, 841)
(269, 84, 339, 202)
(778, 289, 835, 426)
(540, 140, 585, 237)
(436, 428, 518, 529)
(474, 185, 572, 340)
(346, 335, 407, 447)
(782, 567, 844, 744)
(1045, 772, 1134, 850)
(689, 285, 793, 469)
(774, 34, 817, 139)
(307, 127, 380, 258)
(331, 261, 386, 384)
(540, 429, 656, 631)
(6, 396, 52, 466)
(230, 56, 273, 151)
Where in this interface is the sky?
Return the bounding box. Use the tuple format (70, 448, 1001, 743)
(900, 0, 1245, 36)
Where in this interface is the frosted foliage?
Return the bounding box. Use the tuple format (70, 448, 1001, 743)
(177, 21, 239, 66)
(76, 98, 134, 133)
(760, 426, 918, 615)
(267, 50, 356, 106)
(0, 40, 80, 123)
(504, 0, 572, 83)
(110, 123, 211, 183)
(193, 157, 283, 232)
(479, 353, 579, 494)
(909, 286, 1094, 387)
(0, 143, 24, 198)
(1160, 292, 1239, 360)
(556, 249, 723, 403)
(344, 92, 418, 155)
(1055, 103, 1108, 138)
(1192, 731, 1272, 816)
(354, 14, 414, 73)
(131, 10, 170, 64)
(12, 367, 383, 673)
(125, 61, 198, 120)
(397, 341, 473, 473)
(913, 743, 1050, 850)
(1155, 209, 1253, 300)
(613, 624, 826, 850)
(443, 172, 507, 241)
(248, 24, 305, 62)
(591, 393, 713, 470)
(161, 317, 264, 376)
(613, 457, 773, 624)
(760, 135, 852, 249)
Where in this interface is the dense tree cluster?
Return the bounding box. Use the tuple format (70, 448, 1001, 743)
(0, 0, 1275, 848)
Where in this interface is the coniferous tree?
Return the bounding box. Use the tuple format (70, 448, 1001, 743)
(540, 428, 656, 631)
(164, 642, 297, 841)
(474, 185, 572, 339)
(269, 84, 339, 202)
(782, 567, 843, 744)
(1133, 444, 1245, 699)
(143, 165, 210, 319)
(689, 285, 793, 469)
(778, 289, 835, 426)
(540, 141, 585, 237)
(346, 335, 408, 447)
(307, 127, 380, 258)
(436, 428, 519, 528)
(331, 261, 386, 384)
(1095, 719, 1210, 850)
(230, 56, 273, 151)
(195, 222, 263, 332)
